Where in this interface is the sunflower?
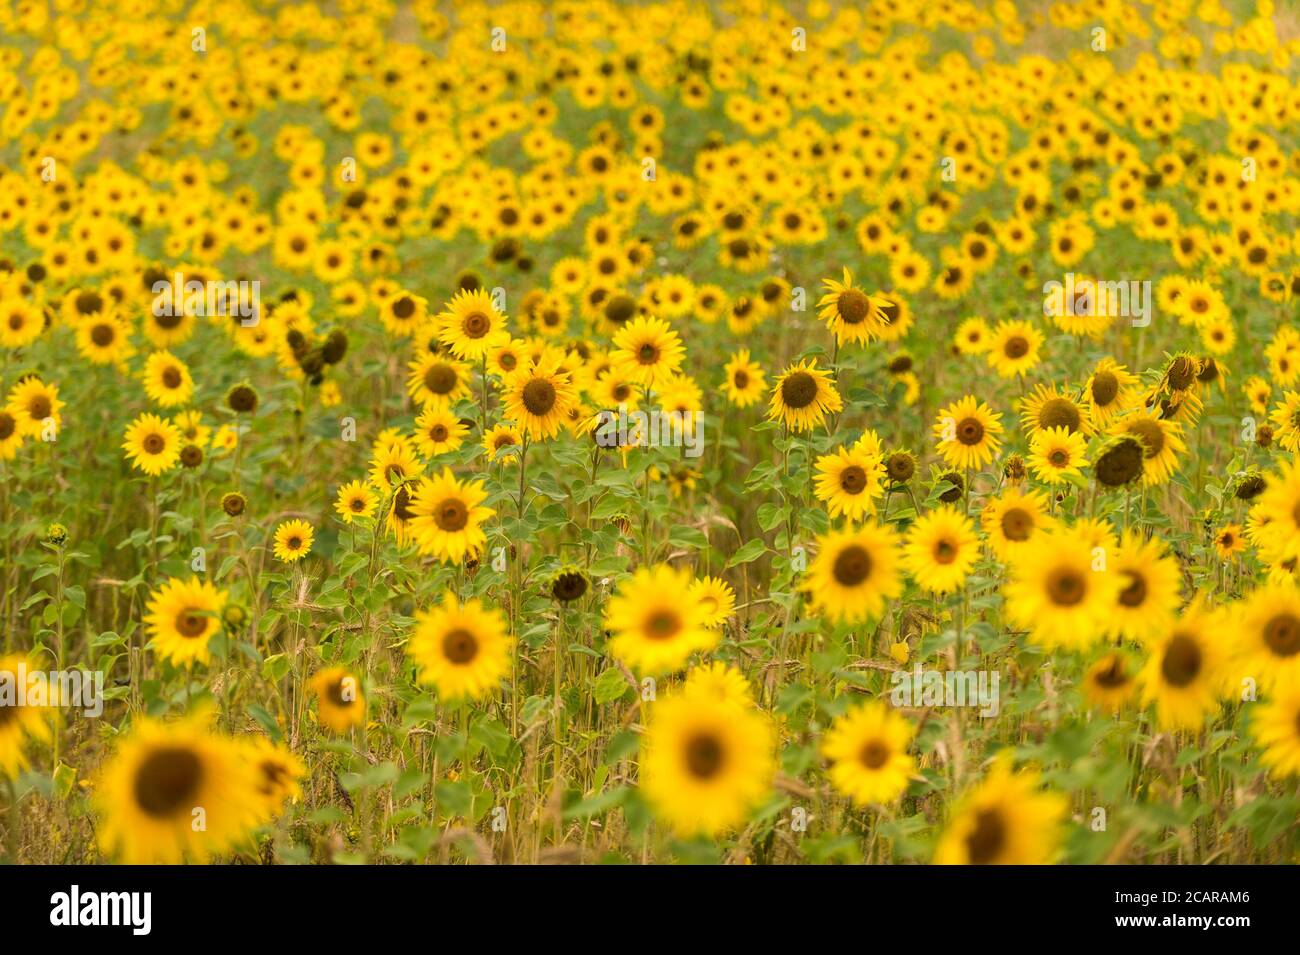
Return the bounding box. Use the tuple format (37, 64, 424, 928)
(816, 267, 889, 345)
(1139, 600, 1227, 731)
(953, 316, 992, 354)
(1004, 527, 1119, 651)
(821, 701, 916, 806)
(412, 405, 468, 459)
(0, 409, 23, 460)
(94, 711, 262, 863)
(500, 353, 579, 440)
(272, 519, 314, 562)
(1083, 358, 1140, 426)
(981, 487, 1055, 561)
(640, 693, 774, 837)
(689, 575, 736, 629)
(243, 736, 306, 817)
(610, 314, 685, 388)
(1231, 582, 1300, 690)
(368, 436, 423, 494)
(407, 591, 513, 702)
(0, 300, 44, 350)
(75, 311, 132, 365)
(604, 564, 717, 674)
(308, 667, 366, 733)
(805, 523, 902, 624)
(721, 348, 766, 407)
(407, 468, 495, 564)
(933, 395, 1003, 471)
(334, 479, 377, 523)
(1253, 458, 1300, 564)
(143, 349, 194, 407)
(122, 412, 183, 475)
(6, 377, 63, 437)
(1109, 530, 1182, 644)
(934, 758, 1067, 865)
(1082, 650, 1139, 713)
(1214, 523, 1246, 559)
(1127, 398, 1187, 466)
(902, 505, 980, 594)
(172, 409, 210, 448)
(986, 319, 1044, 378)
(1268, 391, 1300, 453)
(682, 662, 753, 707)
(406, 351, 471, 408)
(483, 423, 524, 462)
(143, 576, 228, 668)
(437, 287, 510, 360)
(0, 654, 53, 778)
(768, 359, 843, 432)
(1017, 384, 1089, 438)
(1027, 426, 1089, 485)
(1092, 433, 1147, 488)
(1250, 678, 1300, 779)
(813, 443, 885, 520)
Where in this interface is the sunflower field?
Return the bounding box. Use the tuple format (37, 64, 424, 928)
(0, 0, 1298, 869)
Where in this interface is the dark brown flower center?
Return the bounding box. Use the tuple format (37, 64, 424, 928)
(143, 433, 166, 454)
(685, 732, 724, 779)
(1161, 634, 1202, 687)
(91, 323, 115, 346)
(956, 417, 984, 446)
(1038, 397, 1081, 432)
(780, 371, 818, 409)
(442, 628, 479, 664)
(832, 544, 872, 587)
(434, 497, 469, 532)
(859, 739, 890, 769)
(966, 808, 1006, 864)
(462, 311, 490, 338)
(522, 379, 557, 415)
(645, 610, 681, 640)
(1128, 419, 1165, 459)
(1003, 336, 1029, 359)
(1001, 507, 1032, 541)
(1046, 568, 1085, 606)
(1263, 613, 1300, 657)
(424, 362, 457, 395)
(837, 289, 870, 324)
(175, 609, 208, 638)
(840, 465, 867, 494)
(1093, 656, 1129, 688)
(134, 747, 203, 818)
(1091, 371, 1119, 406)
(1118, 571, 1147, 607)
